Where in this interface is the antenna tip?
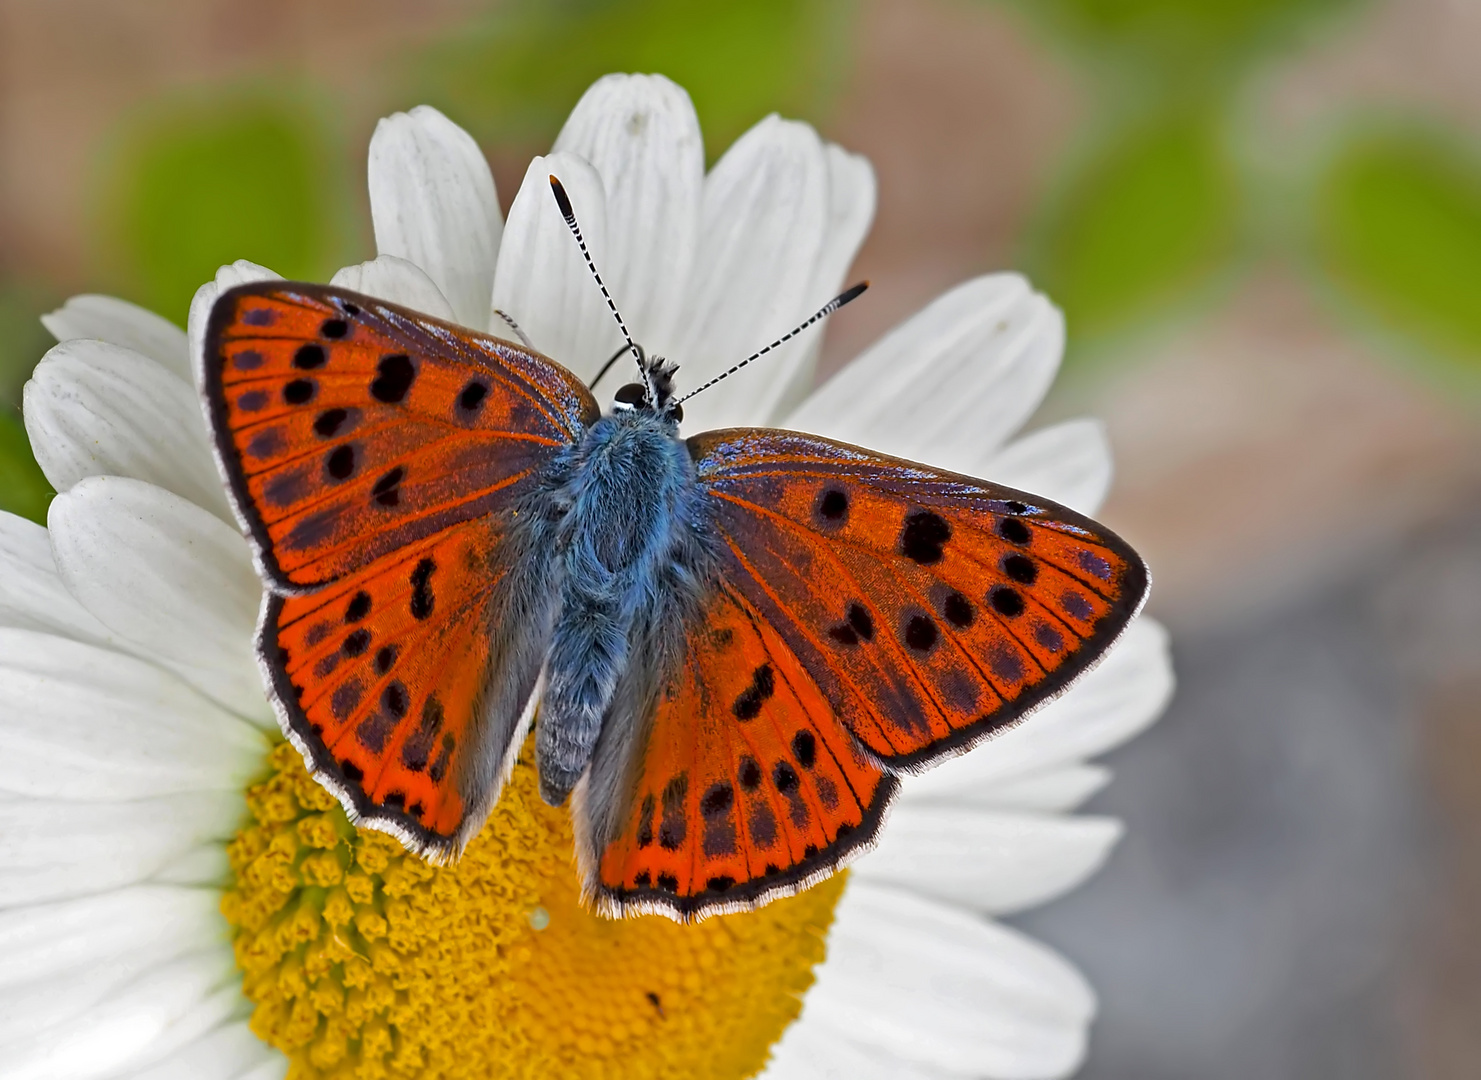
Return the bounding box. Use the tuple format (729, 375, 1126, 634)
(838, 280, 869, 305)
(548, 175, 574, 220)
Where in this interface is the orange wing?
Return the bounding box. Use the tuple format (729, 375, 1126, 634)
(202, 283, 597, 591)
(585, 428, 1147, 919)
(203, 283, 598, 855)
(589, 583, 896, 919)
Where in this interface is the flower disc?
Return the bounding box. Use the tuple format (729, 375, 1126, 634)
(224, 741, 844, 1079)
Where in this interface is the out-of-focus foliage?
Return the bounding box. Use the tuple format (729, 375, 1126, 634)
(0, 412, 51, 523)
(1317, 132, 1481, 368)
(1034, 112, 1237, 337)
(415, 0, 848, 157)
(103, 96, 347, 326)
(0, 281, 57, 522)
(1020, 0, 1357, 78)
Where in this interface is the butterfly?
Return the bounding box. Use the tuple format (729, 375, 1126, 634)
(200, 178, 1148, 921)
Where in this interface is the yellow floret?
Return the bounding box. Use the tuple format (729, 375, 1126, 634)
(224, 740, 844, 1080)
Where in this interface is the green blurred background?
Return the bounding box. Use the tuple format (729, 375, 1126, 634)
(1, 0, 1477, 1076)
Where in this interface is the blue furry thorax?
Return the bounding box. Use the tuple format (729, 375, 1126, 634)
(519, 403, 717, 804)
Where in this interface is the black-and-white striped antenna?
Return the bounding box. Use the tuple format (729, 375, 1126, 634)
(672, 282, 869, 407)
(548, 176, 650, 399)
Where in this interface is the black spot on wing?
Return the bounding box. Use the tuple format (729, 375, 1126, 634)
(731, 664, 774, 720)
(370, 355, 415, 403)
(293, 344, 326, 370)
(658, 775, 688, 851)
(900, 511, 951, 564)
(410, 558, 435, 620)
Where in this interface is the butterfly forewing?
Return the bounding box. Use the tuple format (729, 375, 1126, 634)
(204, 283, 598, 855)
(203, 283, 597, 590)
(690, 429, 1149, 768)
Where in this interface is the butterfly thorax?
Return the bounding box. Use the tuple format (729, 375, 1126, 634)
(528, 405, 716, 806)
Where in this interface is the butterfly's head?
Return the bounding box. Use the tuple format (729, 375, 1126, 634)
(611, 354, 683, 425)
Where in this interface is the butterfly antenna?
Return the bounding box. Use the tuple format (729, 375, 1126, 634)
(549, 176, 650, 397)
(590, 341, 644, 391)
(492, 308, 535, 351)
(672, 282, 869, 407)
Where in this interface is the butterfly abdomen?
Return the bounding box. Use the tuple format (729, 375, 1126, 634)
(535, 411, 717, 806)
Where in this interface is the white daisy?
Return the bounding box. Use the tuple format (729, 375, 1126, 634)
(4, 74, 1172, 1080)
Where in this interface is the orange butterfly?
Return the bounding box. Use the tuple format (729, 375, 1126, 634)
(201, 179, 1148, 921)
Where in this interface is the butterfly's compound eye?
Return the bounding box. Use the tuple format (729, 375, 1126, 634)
(613, 383, 647, 411)
(667, 401, 683, 423)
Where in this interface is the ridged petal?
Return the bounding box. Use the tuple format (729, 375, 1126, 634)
(0, 889, 225, 1043)
(803, 883, 1094, 1078)
(48, 477, 269, 723)
(672, 115, 832, 432)
(23, 340, 231, 520)
(904, 618, 1174, 800)
(0, 793, 242, 907)
(771, 142, 877, 421)
(852, 806, 1122, 915)
(0, 629, 264, 801)
(0, 886, 221, 989)
(329, 255, 457, 321)
(762, 1020, 949, 1080)
(368, 105, 502, 330)
(41, 296, 190, 382)
(552, 73, 703, 359)
(0, 512, 117, 644)
(786, 274, 1062, 474)
(0, 948, 238, 1080)
(118, 1022, 283, 1080)
(491, 153, 622, 380)
(912, 763, 1112, 814)
(984, 419, 1112, 516)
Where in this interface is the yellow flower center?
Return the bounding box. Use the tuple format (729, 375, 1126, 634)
(224, 742, 845, 1079)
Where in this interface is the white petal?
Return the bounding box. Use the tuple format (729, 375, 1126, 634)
(916, 763, 1112, 813)
(673, 116, 832, 432)
(0, 948, 237, 1080)
(41, 296, 190, 383)
(491, 153, 623, 378)
(984, 419, 1112, 516)
(804, 883, 1093, 1078)
(853, 805, 1122, 915)
(368, 106, 502, 330)
(119, 1023, 283, 1080)
(329, 255, 457, 321)
(552, 73, 704, 356)
(151, 845, 231, 888)
(0, 793, 241, 907)
(48, 478, 269, 723)
(0, 886, 221, 990)
(0, 628, 264, 801)
(772, 143, 877, 420)
(0, 891, 225, 1044)
(23, 340, 232, 521)
(905, 618, 1174, 800)
(785, 274, 1063, 473)
(763, 1019, 949, 1080)
(186, 262, 281, 387)
(0, 512, 117, 644)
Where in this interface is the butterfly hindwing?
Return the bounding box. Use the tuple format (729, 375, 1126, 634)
(204, 283, 598, 856)
(586, 428, 1147, 918)
(587, 583, 896, 919)
(203, 283, 597, 590)
(263, 518, 511, 853)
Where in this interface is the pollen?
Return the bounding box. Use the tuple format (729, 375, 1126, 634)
(224, 741, 845, 1079)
